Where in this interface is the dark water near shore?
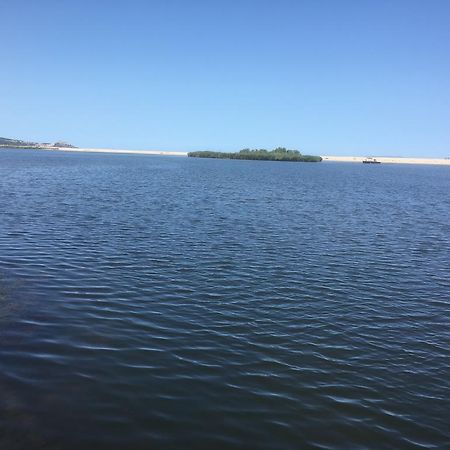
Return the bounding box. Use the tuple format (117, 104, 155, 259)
(0, 148, 449, 449)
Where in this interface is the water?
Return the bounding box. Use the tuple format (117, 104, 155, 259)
(0, 148, 449, 449)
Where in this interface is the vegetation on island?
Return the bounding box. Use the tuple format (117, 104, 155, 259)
(188, 147, 322, 162)
(0, 137, 76, 149)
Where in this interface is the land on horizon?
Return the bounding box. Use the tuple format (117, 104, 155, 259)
(2, 136, 450, 165)
(0, 137, 76, 150)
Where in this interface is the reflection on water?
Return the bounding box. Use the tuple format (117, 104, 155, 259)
(0, 149, 449, 449)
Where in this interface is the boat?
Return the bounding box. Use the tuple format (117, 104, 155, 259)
(362, 157, 381, 164)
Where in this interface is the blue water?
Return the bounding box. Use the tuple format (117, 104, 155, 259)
(0, 148, 449, 449)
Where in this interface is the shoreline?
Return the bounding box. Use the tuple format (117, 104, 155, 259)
(49, 150, 450, 164)
(48, 147, 188, 156)
(0, 146, 188, 156)
(322, 156, 450, 166)
(2, 147, 449, 165)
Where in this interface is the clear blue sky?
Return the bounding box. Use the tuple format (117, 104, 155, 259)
(1, 0, 449, 156)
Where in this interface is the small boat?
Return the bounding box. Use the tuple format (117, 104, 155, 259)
(362, 157, 381, 164)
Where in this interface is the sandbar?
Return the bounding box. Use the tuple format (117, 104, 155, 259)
(5, 146, 449, 164)
(322, 156, 450, 165)
(49, 147, 188, 156)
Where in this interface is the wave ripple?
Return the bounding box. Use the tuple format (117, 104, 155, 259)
(0, 150, 449, 449)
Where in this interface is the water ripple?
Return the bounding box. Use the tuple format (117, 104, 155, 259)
(0, 150, 449, 449)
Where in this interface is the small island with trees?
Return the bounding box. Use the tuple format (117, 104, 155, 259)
(188, 147, 322, 162)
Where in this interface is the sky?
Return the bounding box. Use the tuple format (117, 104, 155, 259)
(1, 0, 449, 156)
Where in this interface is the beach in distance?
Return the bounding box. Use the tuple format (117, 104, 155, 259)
(322, 155, 450, 165)
(35, 146, 450, 165)
(46, 146, 189, 156)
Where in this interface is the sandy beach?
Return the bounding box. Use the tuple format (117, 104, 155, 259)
(50, 147, 188, 156)
(7, 147, 450, 165)
(67, 150, 450, 165)
(322, 156, 450, 165)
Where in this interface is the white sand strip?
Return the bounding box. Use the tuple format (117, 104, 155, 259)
(50, 147, 188, 156)
(322, 156, 450, 165)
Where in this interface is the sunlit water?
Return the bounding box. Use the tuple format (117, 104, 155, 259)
(0, 149, 449, 449)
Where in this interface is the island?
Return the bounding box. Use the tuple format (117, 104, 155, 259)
(188, 147, 322, 162)
(0, 137, 77, 149)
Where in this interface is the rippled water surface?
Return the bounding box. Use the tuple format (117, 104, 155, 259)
(0, 149, 449, 449)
